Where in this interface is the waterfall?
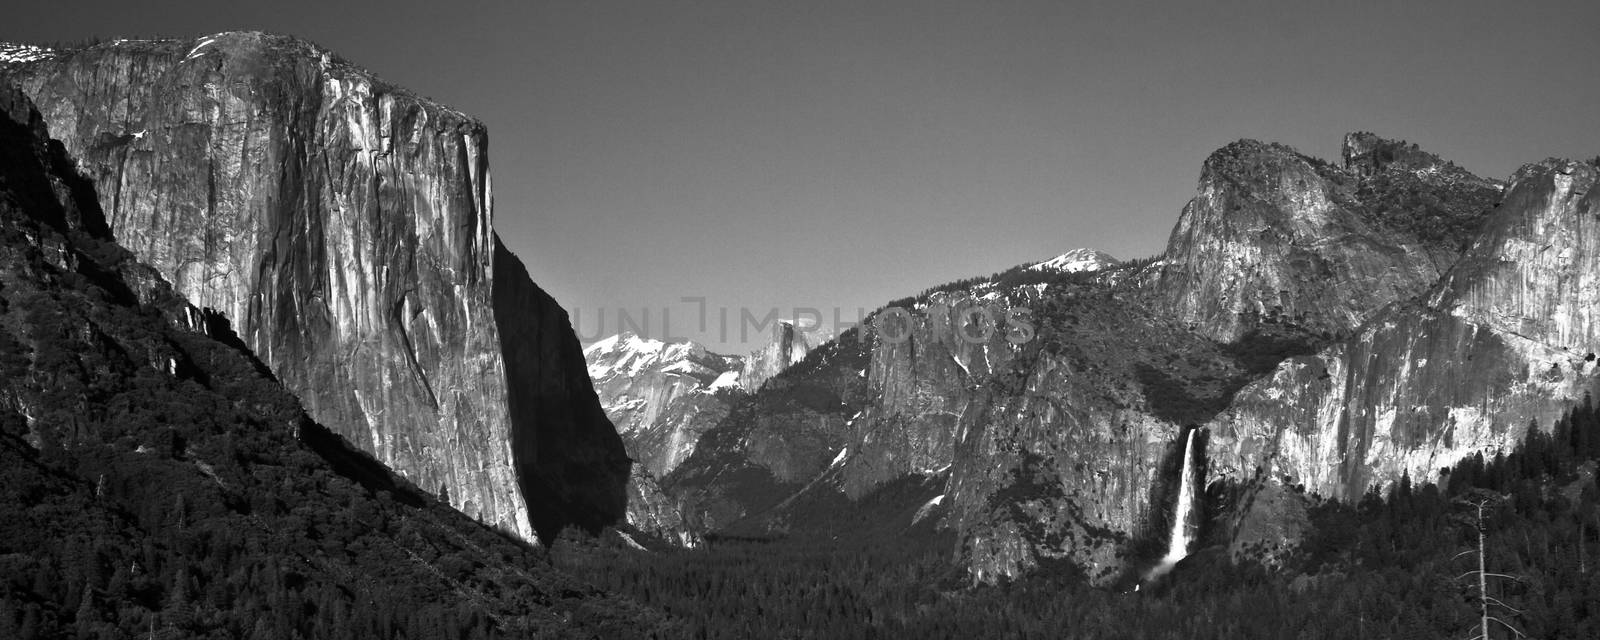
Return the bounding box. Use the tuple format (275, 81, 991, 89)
(1164, 428, 1199, 563)
(1149, 428, 1200, 579)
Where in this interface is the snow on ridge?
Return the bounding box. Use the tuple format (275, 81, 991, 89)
(184, 35, 220, 61)
(0, 43, 58, 64)
(584, 334, 622, 356)
(584, 333, 664, 379)
(661, 359, 713, 378)
(586, 332, 742, 384)
(1028, 248, 1119, 273)
(709, 370, 741, 391)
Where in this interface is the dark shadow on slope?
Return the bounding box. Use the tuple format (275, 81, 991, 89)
(492, 238, 632, 544)
(199, 308, 281, 382)
(296, 416, 427, 508)
(4, 81, 433, 517)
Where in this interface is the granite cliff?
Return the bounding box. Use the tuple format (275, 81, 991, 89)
(739, 319, 828, 392)
(1209, 158, 1600, 507)
(0, 84, 660, 638)
(662, 133, 1592, 584)
(1148, 138, 1497, 342)
(0, 33, 630, 543)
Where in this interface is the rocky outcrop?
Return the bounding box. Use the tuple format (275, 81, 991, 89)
(0, 33, 630, 543)
(662, 329, 871, 532)
(740, 319, 827, 392)
(1207, 159, 1600, 502)
(844, 292, 1024, 497)
(625, 467, 702, 547)
(0, 84, 663, 639)
(662, 133, 1564, 585)
(1149, 140, 1467, 342)
(666, 280, 1230, 580)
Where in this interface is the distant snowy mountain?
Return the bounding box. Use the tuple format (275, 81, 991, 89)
(584, 332, 744, 477)
(1028, 248, 1120, 273)
(584, 333, 741, 545)
(585, 323, 828, 544)
(584, 322, 829, 477)
(586, 333, 738, 392)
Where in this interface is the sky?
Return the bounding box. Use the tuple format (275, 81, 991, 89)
(6, 1, 1600, 351)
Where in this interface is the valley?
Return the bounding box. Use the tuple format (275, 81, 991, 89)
(1, 24, 1597, 639)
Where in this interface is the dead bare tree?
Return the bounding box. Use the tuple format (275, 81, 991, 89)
(1453, 490, 1526, 640)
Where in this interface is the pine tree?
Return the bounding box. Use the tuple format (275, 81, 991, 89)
(0, 598, 18, 639)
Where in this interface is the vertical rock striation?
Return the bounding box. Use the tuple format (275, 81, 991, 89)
(1150, 140, 1455, 342)
(1208, 159, 1600, 502)
(740, 319, 827, 392)
(664, 132, 1547, 584)
(0, 33, 630, 542)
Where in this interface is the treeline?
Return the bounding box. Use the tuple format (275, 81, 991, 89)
(560, 398, 1600, 639)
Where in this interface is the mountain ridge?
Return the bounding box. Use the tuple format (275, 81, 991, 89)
(656, 132, 1593, 584)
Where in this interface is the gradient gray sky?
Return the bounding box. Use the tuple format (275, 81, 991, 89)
(7, 1, 1599, 350)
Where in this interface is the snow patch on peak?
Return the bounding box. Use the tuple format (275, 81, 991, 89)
(830, 448, 849, 467)
(1029, 248, 1119, 273)
(0, 43, 57, 64)
(586, 332, 743, 386)
(622, 333, 666, 354)
(584, 334, 622, 357)
(709, 370, 741, 391)
(585, 332, 670, 378)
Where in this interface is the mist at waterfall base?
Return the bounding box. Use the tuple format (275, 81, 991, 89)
(1146, 429, 1201, 581)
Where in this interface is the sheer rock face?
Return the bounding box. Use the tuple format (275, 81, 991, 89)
(625, 467, 703, 547)
(663, 134, 1562, 585)
(1208, 159, 1600, 502)
(858, 289, 1229, 583)
(838, 138, 1504, 582)
(740, 320, 827, 392)
(1150, 140, 1461, 342)
(846, 294, 1025, 499)
(0, 33, 630, 542)
(665, 139, 1586, 586)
